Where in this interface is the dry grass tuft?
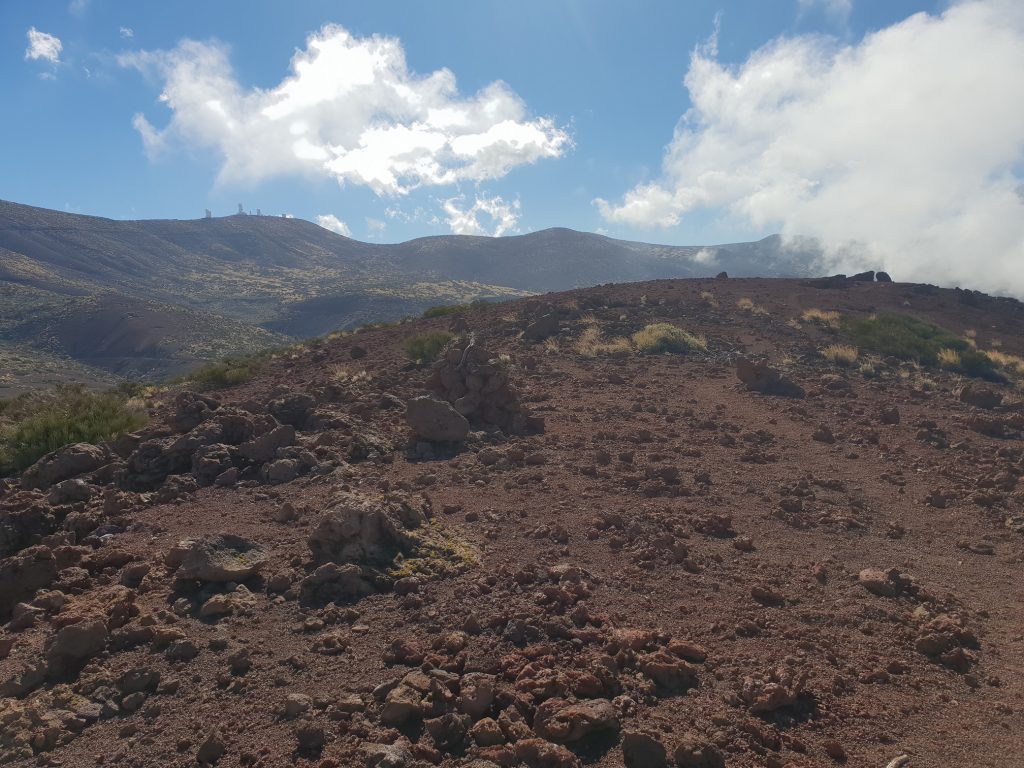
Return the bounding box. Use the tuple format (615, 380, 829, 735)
(737, 297, 769, 316)
(801, 308, 842, 330)
(700, 291, 719, 308)
(821, 344, 859, 366)
(575, 327, 632, 358)
(984, 349, 1024, 375)
(937, 348, 962, 368)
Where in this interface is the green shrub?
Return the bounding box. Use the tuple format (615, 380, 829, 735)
(843, 314, 1001, 380)
(0, 384, 147, 475)
(403, 331, 454, 363)
(632, 323, 707, 354)
(422, 303, 471, 318)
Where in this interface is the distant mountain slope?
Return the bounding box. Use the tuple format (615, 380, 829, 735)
(0, 199, 824, 393)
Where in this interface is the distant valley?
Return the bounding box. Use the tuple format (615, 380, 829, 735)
(0, 199, 823, 394)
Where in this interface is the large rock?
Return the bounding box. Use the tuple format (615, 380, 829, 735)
(425, 343, 543, 435)
(173, 534, 268, 582)
(46, 618, 108, 671)
(308, 493, 424, 565)
(673, 734, 725, 768)
(299, 563, 377, 604)
(533, 698, 619, 744)
(957, 383, 1002, 410)
(268, 393, 316, 429)
(238, 424, 296, 463)
(405, 396, 470, 442)
(735, 357, 804, 397)
(21, 443, 110, 490)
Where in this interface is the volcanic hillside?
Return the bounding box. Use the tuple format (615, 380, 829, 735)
(0, 199, 821, 394)
(1, 275, 1023, 768)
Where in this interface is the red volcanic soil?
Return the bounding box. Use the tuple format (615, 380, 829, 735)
(2, 277, 1023, 768)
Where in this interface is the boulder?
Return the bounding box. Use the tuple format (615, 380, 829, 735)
(957, 383, 1002, 410)
(622, 731, 668, 768)
(533, 698, 619, 744)
(735, 357, 804, 397)
(523, 313, 560, 341)
(299, 563, 377, 604)
(46, 618, 108, 671)
(308, 493, 424, 565)
(405, 396, 470, 442)
(238, 424, 296, 463)
(22, 443, 110, 490)
(876, 271, 893, 282)
(850, 270, 875, 282)
(674, 734, 725, 768)
(268, 393, 316, 429)
(173, 535, 268, 583)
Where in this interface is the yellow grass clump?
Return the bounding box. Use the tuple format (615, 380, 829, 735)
(737, 297, 769, 316)
(700, 291, 719, 308)
(800, 308, 842, 330)
(984, 349, 1024, 375)
(574, 327, 632, 358)
(821, 344, 859, 366)
(937, 348, 962, 368)
(632, 323, 707, 355)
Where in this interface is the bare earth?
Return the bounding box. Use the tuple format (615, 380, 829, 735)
(2, 277, 1023, 768)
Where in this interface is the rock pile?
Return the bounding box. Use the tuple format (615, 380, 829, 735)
(425, 342, 544, 435)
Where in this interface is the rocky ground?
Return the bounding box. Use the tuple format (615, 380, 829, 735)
(1, 276, 1023, 768)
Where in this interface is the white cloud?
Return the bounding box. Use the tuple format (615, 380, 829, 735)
(120, 25, 570, 195)
(365, 217, 386, 238)
(596, 0, 1024, 295)
(25, 28, 62, 65)
(315, 213, 351, 237)
(120, 27, 134, 39)
(442, 193, 521, 237)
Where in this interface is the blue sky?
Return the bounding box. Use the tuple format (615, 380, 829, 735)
(2, 1, 1023, 295)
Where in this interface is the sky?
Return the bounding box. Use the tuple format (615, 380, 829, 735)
(2, 0, 1023, 293)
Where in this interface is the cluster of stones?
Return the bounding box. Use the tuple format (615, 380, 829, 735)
(428, 343, 544, 436)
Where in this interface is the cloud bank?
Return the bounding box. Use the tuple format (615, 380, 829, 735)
(25, 28, 62, 64)
(121, 25, 570, 196)
(596, 0, 1024, 294)
(443, 194, 521, 237)
(315, 214, 351, 237)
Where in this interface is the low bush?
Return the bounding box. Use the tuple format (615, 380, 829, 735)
(422, 303, 471, 318)
(632, 323, 707, 354)
(0, 384, 147, 475)
(184, 351, 273, 390)
(403, 331, 454, 363)
(843, 314, 1000, 380)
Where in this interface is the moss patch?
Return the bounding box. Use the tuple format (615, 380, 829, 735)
(388, 520, 478, 581)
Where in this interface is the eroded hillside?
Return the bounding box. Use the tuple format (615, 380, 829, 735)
(1, 276, 1022, 768)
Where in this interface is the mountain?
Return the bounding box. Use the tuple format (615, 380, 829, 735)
(0, 199, 823, 393)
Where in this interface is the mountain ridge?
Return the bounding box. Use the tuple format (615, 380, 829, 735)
(0, 198, 823, 394)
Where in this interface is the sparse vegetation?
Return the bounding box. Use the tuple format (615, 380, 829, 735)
(984, 349, 1024, 375)
(183, 350, 274, 390)
(737, 297, 769, 316)
(801, 308, 842, 330)
(575, 327, 632, 357)
(937, 347, 962, 368)
(700, 291, 719, 308)
(842, 313, 1000, 380)
(403, 331, 454, 364)
(422, 302, 472, 318)
(632, 323, 707, 354)
(821, 344, 859, 366)
(0, 384, 148, 475)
